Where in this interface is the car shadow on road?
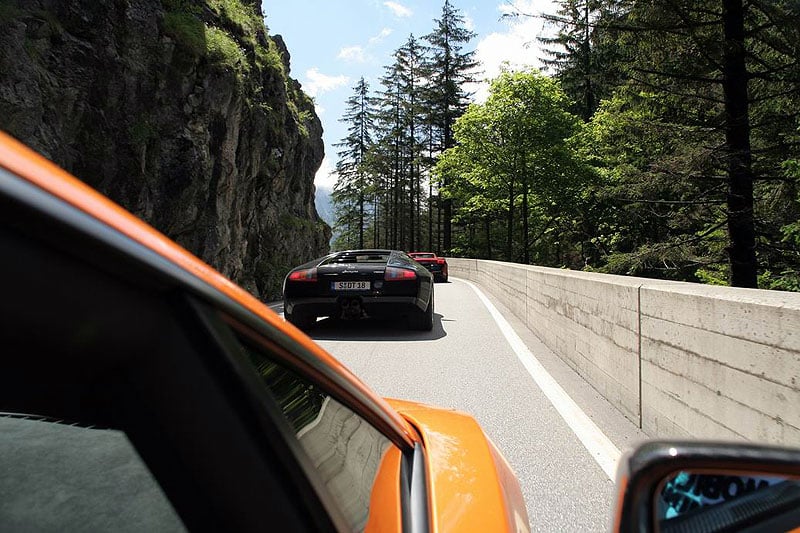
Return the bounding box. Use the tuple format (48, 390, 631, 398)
(304, 313, 448, 341)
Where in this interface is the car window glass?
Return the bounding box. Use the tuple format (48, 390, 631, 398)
(323, 253, 390, 264)
(657, 471, 787, 521)
(238, 341, 398, 532)
(393, 253, 417, 267)
(0, 414, 186, 532)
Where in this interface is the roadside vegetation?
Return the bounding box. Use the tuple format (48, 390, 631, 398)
(331, 0, 800, 290)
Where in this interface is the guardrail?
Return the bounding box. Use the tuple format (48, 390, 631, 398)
(448, 258, 800, 446)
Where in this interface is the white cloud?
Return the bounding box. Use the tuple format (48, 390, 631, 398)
(338, 46, 366, 63)
(463, 14, 475, 32)
(384, 1, 412, 18)
(369, 27, 393, 45)
(303, 67, 349, 97)
(314, 156, 338, 189)
(471, 1, 556, 102)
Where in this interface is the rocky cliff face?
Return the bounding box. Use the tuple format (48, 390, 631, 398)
(0, 0, 330, 299)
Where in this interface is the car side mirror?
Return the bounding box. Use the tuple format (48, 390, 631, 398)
(611, 441, 800, 533)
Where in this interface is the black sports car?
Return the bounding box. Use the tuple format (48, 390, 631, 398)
(283, 249, 434, 331)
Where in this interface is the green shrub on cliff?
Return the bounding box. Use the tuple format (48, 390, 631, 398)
(163, 11, 204, 56)
(208, 0, 259, 36)
(205, 25, 248, 74)
(161, 0, 284, 78)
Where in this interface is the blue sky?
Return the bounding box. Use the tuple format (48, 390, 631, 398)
(262, 1, 556, 191)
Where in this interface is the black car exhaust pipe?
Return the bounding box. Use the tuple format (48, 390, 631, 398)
(339, 297, 365, 320)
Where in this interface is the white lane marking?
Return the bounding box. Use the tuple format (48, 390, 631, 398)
(455, 277, 621, 480)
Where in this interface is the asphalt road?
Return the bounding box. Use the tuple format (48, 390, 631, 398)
(291, 277, 649, 532)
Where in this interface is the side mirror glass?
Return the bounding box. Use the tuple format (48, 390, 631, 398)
(612, 441, 800, 533)
(657, 470, 800, 531)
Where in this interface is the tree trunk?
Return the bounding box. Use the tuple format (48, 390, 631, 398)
(522, 166, 530, 264)
(507, 178, 514, 260)
(436, 197, 442, 254)
(722, 0, 758, 287)
(358, 181, 364, 249)
(485, 217, 492, 259)
(428, 125, 434, 251)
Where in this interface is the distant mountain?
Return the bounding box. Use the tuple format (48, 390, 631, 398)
(315, 184, 335, 226)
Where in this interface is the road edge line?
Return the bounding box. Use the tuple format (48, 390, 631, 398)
(454, 276, 621, 480)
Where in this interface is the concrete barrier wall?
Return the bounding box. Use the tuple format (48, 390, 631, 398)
(448, 258, 800, 446)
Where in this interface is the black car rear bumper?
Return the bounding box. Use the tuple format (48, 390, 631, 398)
(285, 295, 424, 319)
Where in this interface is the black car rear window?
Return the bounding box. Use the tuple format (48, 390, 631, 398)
(323, 253, 390, 264)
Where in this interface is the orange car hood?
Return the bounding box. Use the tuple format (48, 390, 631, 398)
(387, 398, 530, 533)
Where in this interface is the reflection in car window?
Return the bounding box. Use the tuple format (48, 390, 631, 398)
(323, 253, 391, 264)
(658, 471, 784, 520)
(0, 414, 185, 532)
(241, 343, 394, 532)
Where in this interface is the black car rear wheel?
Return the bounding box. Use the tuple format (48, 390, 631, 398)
(285, 308, 315, 330)
(410, 294, 434, 331)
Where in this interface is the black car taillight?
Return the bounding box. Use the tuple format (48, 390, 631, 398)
(384, 267, 416, 281)
(288, 268, 317, 282)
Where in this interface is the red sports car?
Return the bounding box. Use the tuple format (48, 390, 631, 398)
(408, 252, 448, 282)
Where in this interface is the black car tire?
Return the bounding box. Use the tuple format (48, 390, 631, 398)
(286, 308, 315, 330)
(410, 293, 434, 331)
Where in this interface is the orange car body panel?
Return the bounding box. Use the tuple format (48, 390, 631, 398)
(365, 446, 404, 533)
(0, 131, 418, 446)
(387, 398, 531, 533)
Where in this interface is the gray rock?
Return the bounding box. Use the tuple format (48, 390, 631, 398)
(0, 0, 331, 299)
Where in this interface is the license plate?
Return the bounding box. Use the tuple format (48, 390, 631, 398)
(332, 281, 370, 291)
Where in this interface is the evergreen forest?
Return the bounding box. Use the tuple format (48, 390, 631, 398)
(330, 0, 800, 291)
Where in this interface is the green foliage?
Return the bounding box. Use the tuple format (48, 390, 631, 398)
(205, 25, 248, 73)
(162, 0, 282, 78)
(262, 37, 284, 73)
(285, 99, 308, 137)
(437, 69, 590, 264)
(578, 88, 732, 280)
(537, 0, 627, 121)
(208, 0, 260, 36)
(207, 0, 281, 73)
(330, 0, 800, 291)
(695, 266, 728, 286)
(162, 11, 205, 56)
(759, 270, 800, 292)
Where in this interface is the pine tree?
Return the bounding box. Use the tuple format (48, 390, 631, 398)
(537, 0, 628, 121)
(424, 0, 479, 252)
(332, 77, 375, 249)
(619, 0, 800, 287)
(369, 36, 429, 251)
